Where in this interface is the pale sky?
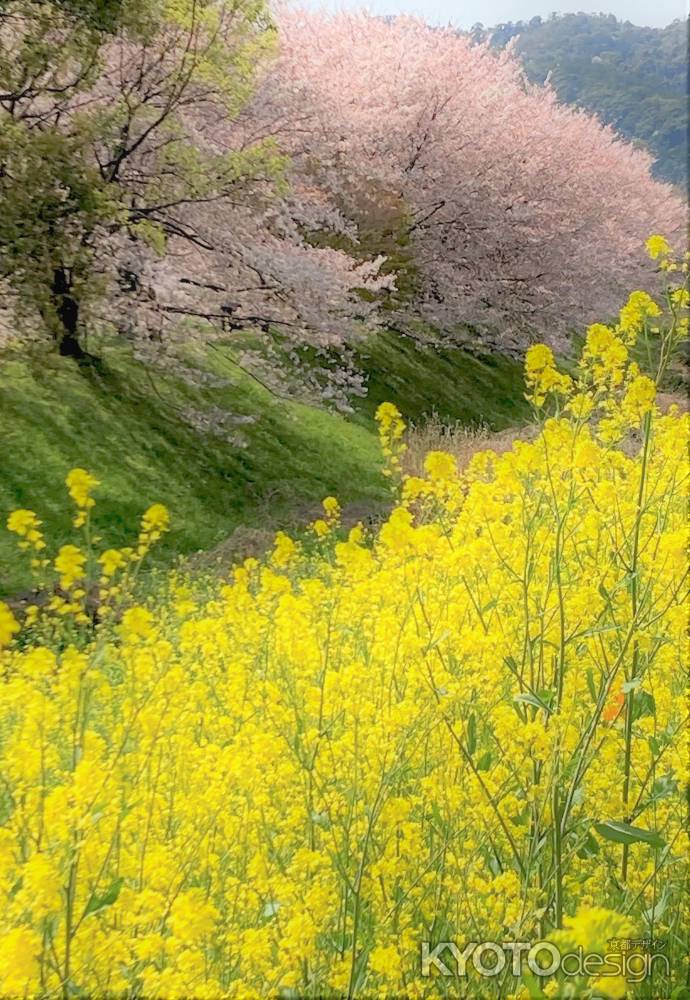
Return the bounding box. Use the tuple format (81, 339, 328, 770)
(312, 0, 686, 28)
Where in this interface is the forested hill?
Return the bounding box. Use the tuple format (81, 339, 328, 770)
(471, 14, 687, 188)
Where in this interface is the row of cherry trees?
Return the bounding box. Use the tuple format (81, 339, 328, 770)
(1, 4, 683, 363)
(247, 11, 682, 346)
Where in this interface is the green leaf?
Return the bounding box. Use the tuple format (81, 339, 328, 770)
(488, 854, 502, 876)
(476, 751, 493, 771)
(64, 980, 87, 998)
(424, 629, 450, 653)
(579, 624, 619, 637)
(643, 887, 669, 923)
(311, 811, 331, 829)
(622, 677, 641, 694)
(594, 821, 665, 849)
(515, 690, 553, 714)
(429, 800, 445, 830)
(652, 774, 677, 798)
(466, 713, 477, 756)
(503, 655, 519, 673)
(576, 830, 601, 859)
(83, 877, 124, 918)
(632, 690, 655, 722)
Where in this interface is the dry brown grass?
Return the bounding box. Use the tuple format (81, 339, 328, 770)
(403, 390, 688, 479)
(657, 390, 688, 413)
(402, 413, 536, 479)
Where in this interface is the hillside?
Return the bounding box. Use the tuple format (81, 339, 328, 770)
(0, 334, 527, 596)
(473, 14, 687, 187)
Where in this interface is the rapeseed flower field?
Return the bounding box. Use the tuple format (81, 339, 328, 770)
(0, 239, 687, 998)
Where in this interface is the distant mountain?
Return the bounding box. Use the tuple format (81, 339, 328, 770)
(471, 13, 687, 188)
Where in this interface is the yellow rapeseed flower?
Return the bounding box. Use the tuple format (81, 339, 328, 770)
(645, 234, 671, 260)
(66, 468, 99, 527)
(0, 601, 19, 647)
(0, 250, 685, 999)
(98, 548, 127, 578)
(54, 543, 86, 590)
(120, 605, 154, 640)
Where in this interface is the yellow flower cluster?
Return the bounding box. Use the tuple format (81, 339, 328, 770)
(54, 543, 86, 590)
(644, 234, 671, 260)
(582, 322, 629, 384)
(98, 547, 127, 578)
(424, 449, 457, 481)
(66, 468, 100, 528)
(526, 238, 688, 449)
(403, 449, 465, 521)
(617, 290, 661, 344)
(311, 495, 341, 539)
(548, 907, 637, 1000)
(0, 601, 19, 648)
(138, 503, 171, 553)
(6, 472, 170, 632)
(272, 530, 298, 568)
(645, 231, 690, 276)
(524, 343, 572, 407)
(0, 254, 686, 998)
(376, 400, 407, 478)
(47, 543, 90, 622)
(7, 508, 45, 551)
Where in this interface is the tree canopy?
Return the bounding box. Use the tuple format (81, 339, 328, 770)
(0, 0, 279, 355)
(0, 6, 684, 369)
(472, 13, 687, 188)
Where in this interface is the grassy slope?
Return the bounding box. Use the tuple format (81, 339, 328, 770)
(358, 332, 529, 428)
(0, 332, 528, 596)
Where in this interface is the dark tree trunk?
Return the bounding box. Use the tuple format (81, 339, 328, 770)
(52, 267, 86, 359)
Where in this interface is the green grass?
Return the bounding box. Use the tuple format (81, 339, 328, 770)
(0, 332, 527, 596)
(356, 330, 529, 428)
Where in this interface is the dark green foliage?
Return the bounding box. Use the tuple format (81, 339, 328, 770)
(48, 0, 126, 31)
(355, 330, 530, 428)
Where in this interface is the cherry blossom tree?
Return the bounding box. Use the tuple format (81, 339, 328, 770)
(250, 10, 684, 347)
(0, 1, 391, 361)
(1, 5, 683, 374)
